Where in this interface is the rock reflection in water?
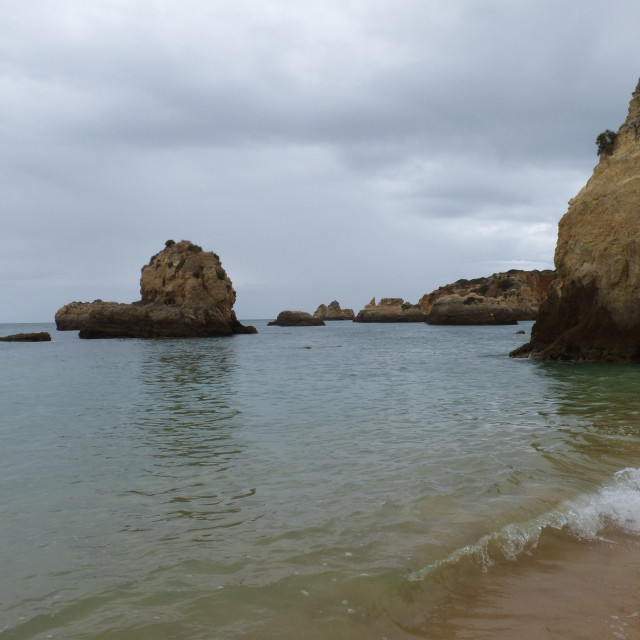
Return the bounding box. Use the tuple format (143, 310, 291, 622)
(130, 338, 252, 538)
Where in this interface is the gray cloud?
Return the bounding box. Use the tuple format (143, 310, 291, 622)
(2, 0, 639, 321)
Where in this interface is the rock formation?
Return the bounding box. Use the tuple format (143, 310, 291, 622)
(511, 78, 640, 361)
(55, 240, 257, 338)
(268, 311, 325, 326)
(0, 332, 51, 342)
(313, 301, 355, 320)
(426, 294, 517, 325)
(419, 270, 554, 321)
(354, 298, 429, 323)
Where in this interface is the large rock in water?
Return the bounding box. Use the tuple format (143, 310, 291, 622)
(268, 311, 325, 326)
(354, 298, 428, 322)
(0, 332, 51, 342)
(511, 79, 640, 361)
(426, 294, 517, 325)
(55, 240, 257, 338)
(313, 300, 355, 320)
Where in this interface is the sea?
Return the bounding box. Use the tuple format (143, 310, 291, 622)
(2, 319, 640, 640)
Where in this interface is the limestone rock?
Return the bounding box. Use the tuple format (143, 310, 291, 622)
(55, 240, 257, 338)
(313, 301, 355, 320)
(268, 311, 325, 326)
(354, 298, 428, 323)
(0, 332, 51, 342)
(419, 270, 554, 321)
(512, 78, 640, 361)
(426, 294, 518, 325)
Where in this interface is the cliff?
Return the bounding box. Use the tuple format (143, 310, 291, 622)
(55, 240, 256, 338)
(512, 78, 640, 361)
(313, 301, 355, 320)
(419, 270, 554, 321)
(354, 298, 428, 323)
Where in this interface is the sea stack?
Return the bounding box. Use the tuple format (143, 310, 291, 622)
(55, 240, 257, 338)
(313, 301, 355, 320)
(268, 311, 325, 326)
(354, 298, 428, 322)
(511, 78, 640, 361)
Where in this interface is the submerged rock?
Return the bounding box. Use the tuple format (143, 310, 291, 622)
(354, 298, 428, 323)
(55, 240, 257, 338)
(426, 294, 517, 325)
(512, 78, 640, 361)
(268, 311, 325, 326)
(0, 332, 51, 342)
(313, 301, 355, 320)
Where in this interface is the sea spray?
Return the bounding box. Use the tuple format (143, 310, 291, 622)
(409, 466, 640, 583)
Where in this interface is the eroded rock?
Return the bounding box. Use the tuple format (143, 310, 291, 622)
(512, 78, 640, 361)
(268, 311, 325, 326)
(354, 298, 428, 323)
(426, 294, 517, 325)
(313, 301, 355, 320)
(55, 240, 256, 338)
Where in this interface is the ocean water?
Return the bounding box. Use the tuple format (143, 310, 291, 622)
(3, 320, 640, 639)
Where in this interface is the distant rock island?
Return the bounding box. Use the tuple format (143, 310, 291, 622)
(420, 269, 554, 321)
(0, 332, 51, 342)
(268, 311, 325, 326)
(55, 240, 257, 338)
(313, 301, 355, 320)
(354, 298, 428, 322)
(512, 78, 640, 361)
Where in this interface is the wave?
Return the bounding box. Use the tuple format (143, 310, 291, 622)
(409, 466, 640, 582)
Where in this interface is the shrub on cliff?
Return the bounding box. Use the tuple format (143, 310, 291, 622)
(596, 129, 618, 156)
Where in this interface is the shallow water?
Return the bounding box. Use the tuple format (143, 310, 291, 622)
(2, 320, 640, 639)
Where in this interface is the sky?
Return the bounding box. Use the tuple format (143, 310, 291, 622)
(2, 0, 640, 322)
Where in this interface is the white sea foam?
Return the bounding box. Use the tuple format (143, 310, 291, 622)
(409, 467, 640, 582)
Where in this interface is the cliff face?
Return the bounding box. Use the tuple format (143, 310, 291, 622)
(513, 79, 640, 361)
(419, 270, 554, 321)
(55, 240, 256, 338)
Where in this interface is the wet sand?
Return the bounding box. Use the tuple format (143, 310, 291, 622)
(415, 528, 640, 639)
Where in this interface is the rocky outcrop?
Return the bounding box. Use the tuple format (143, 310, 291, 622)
(354, 298, 429, 323)
(0, 332, 51, 342)
(55, 240, 257, 338)
(268, 311, 325, 326)
(512, 78, 640, 361)
(426, 294, 517, 325)
(313, 301, 355, 320)
(419, 270, 554, 321)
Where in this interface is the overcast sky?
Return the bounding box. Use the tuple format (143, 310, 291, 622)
(2, 0, 639, 322)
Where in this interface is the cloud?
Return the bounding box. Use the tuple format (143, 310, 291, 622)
(1, 0, 639, 321)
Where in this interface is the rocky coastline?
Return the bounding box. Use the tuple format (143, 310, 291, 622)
(426, 294, 517, 325)
(420, 269, 554, 322)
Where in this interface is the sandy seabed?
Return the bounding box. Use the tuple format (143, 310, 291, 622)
(420, 530, 640, 640)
